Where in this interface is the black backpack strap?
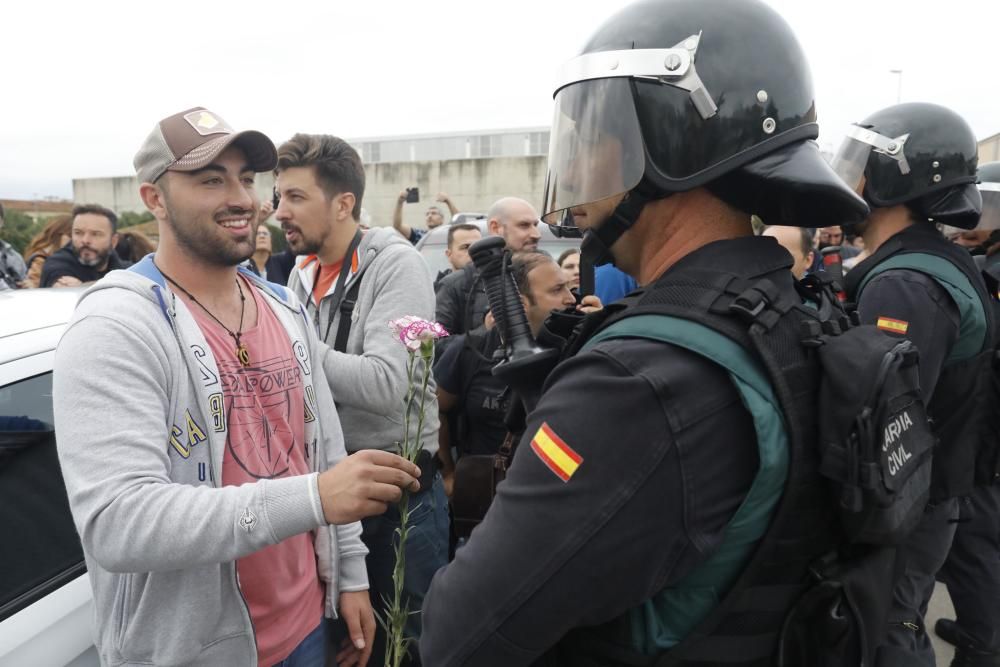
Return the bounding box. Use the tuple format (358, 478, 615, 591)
(333, 267, 366, 353)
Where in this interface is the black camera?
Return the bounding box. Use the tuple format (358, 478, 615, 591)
(405, 187, 420, 204)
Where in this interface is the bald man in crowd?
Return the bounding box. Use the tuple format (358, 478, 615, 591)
(435, 197, 542, 339)
(762, 225, 815, 280)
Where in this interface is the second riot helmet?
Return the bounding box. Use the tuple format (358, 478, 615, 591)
(831, 102, 982, 229)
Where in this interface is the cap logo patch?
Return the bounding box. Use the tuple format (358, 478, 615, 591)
(183, 110, 233, 136)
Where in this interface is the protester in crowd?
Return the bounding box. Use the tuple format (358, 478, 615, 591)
(557, 247, 581, 291)
(21, 214, 71, 288)
(53, 107, 422, 667)
(435, 251, 578, 495)
(420, 0, 871, 662)
(818, 224, 861, 259)
(114, 228, 156, 264)
(837, 102, 995, 667)
(761, 225, 815, 279)
(40, 204, 128, 287)
(244, 223, 284, 280)
(393, 190, 459, 245)
(277, 133, 446, 665)
(0, 202, 28, 289)
(435, 197, 541, 342)
(253, 199, 296, 285)
(435, 222, 482, 290)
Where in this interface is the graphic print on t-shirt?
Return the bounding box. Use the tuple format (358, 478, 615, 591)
(218, 355, 304, 479)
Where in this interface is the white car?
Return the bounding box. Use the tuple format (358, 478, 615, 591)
(0, 288, 98, 667)
(415, 218, 581, 278)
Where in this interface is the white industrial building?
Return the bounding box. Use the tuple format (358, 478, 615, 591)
(73, 128, 552, 231)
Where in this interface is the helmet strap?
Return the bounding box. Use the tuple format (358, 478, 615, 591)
(581, 187, 661, 267)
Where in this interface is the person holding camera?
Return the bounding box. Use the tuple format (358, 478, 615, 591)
(392, 188, 459, 245)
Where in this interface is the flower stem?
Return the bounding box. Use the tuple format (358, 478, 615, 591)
(383, 350, 430, 667)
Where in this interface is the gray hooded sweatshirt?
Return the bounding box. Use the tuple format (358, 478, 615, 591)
(52, 257, 367, 666)
(287, 227, 439, 454)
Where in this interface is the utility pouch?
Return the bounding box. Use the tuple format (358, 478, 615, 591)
(777, 545, 899, 667)
(449, 433, 514, 539)
(815, 328, 935, 545)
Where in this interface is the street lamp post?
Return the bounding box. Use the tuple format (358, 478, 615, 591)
(890, 69, 903, 104)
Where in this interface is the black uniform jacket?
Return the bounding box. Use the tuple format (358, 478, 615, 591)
(850, 228, 961, 402)
(40, 244, 129, 287)
(435, 262, 490, 337)
(419, 242, 761, 666)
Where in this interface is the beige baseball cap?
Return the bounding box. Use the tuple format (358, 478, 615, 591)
(133, 107, 277, 184)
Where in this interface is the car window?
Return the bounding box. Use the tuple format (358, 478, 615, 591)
(418, 224, 580, 279)
(0, 372, 85, 622)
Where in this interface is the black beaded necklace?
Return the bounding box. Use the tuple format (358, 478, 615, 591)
(157, 263, 251, 368)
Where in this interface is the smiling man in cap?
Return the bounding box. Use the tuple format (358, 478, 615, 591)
(53, 107, 423, 667)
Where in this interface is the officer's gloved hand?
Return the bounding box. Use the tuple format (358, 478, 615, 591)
(538, 309, 587, 350)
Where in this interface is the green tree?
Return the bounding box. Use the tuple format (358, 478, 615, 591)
(118, 210, 155, 228)
(267, 223, 287, 253)
(0, 211, 43, 255)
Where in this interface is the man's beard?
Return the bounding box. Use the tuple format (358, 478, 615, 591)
(165, 202, 255, 267)
(283, 223, 326, 256)
(75, 244, 111, 268)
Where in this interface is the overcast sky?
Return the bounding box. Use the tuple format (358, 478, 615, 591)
(2, 0, 998, 200)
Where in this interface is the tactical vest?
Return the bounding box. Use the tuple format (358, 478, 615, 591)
(542, 238, 842, 667)
(845, 225, 996, 500)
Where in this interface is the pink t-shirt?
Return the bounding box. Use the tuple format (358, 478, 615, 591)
(188, 277, 324, 667)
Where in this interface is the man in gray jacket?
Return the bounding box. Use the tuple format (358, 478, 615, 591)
(53, 108, 421, 667)
(277, 133, 447, 665)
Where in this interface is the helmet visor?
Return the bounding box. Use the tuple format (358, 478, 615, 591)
(830, 125, 910, 194)
(541, 78, 645, 226)
(979, 183, 1000, 231)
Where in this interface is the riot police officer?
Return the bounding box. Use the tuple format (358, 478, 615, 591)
(935, 161, 1000, 667)
(833, 104, 996, 666)
(419, 0, 869, 665)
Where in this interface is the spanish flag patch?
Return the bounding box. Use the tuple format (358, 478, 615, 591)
(877, 317, 909, 334)
(530, 422, 583, 482)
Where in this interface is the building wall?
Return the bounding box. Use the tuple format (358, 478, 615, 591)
(350, 127, 549, 164)
(980, 134, 1000, 164)
(73, 155, 549, 231)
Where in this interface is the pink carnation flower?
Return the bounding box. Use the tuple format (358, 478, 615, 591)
(388, 316, 449, 353)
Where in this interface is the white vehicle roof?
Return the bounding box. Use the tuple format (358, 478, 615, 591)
(0, 288, 82, 364)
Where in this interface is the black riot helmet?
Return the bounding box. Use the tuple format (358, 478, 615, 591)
(831, 103, 982, 229)
(540, 0, 869, 265)
(978, 161, 1000, 231)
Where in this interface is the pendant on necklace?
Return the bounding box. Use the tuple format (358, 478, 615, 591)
(237, 343, 251, 368)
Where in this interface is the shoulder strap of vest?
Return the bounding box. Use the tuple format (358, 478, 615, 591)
(586, 314, 790, 656)
(857, 251, 991, 360)
(576, 269, 833, 665)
